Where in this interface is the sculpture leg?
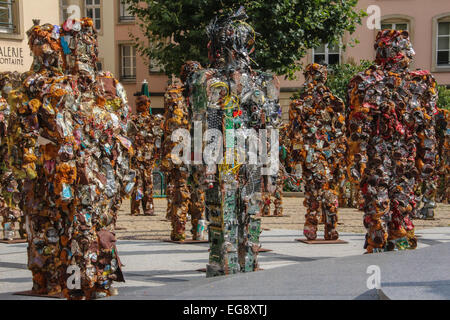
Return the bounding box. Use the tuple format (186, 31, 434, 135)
(239, 165, 261, 273)
(303, 189, 320, 241)
(323, 189, 339, 240)
(130, 170, 143, 216)
(189, 186, 205, 240)
(2, 216, 15, 241)
(165, 176, 175, 221)
(207, 173, 240, 277)
(261, 176, 271, 216)
(419, 176, 438, 219)
(27, 213, 63, 296)
(18, 216, 27, 239)
(170, 170, 190, 241)
(388, 158, 416, 251)
(143, 167, 155, 216)
(273, 174, 284, 216)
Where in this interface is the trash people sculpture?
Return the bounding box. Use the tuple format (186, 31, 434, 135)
(129, 95, 164, 216)
(162, 79, 205, 241)
(184, 8, 282, 277)
(436, 109, 449, 203)
(0, 72, 27, 241)
(347, 30, 438, 253)
(7, 18, 134, 299)
(261, 124, 288, 217)
(288, 63, 347, 241)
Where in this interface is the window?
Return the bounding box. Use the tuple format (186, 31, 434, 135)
(0, 0, 14, 34)
(119, 0, 134, 22)
(85, 0, 101, 31)
(380, 22, 409, 31)
(149, 59, 162, 73)
(437, 21, 450, 67)
(60, 0, 69, 22)
(121, 45, 136, 80)
(96, 61, 103, 72)
(313, 43, 340, 65)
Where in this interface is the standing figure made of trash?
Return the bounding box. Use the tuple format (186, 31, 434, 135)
(347, 30, 438, 253)
(184, 8, 282, 277)
(161, 81, 193, 241)
(0, 72, 27, 241)
(261, 123, 288, 217)
(7, 18, 135, 299)
(288, 63, 347, 241)
(128, 95, 164, 216)
(436, 109, 449, 203)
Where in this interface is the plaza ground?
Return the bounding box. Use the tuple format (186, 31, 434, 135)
(115, 197, 450, 241)
(0, 197, 449, 300)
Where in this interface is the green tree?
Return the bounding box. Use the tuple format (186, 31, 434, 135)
(291, 59, 372, 102)
(125, 0, 365, 78)
(438, 85, 450, 111)
(326, 59, 372, 102)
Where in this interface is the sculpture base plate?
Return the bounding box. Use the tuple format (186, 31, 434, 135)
(163, 239, 209, 244)
(14, 290, 65, 299)
(295, 239, 348, 244)
(0, 239, 27, 244)
(261, 215, 290, 218)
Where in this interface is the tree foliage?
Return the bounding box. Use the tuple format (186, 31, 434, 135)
(326, 59, 372, 102)
(291, 59, 372, 102)
(125, 0, 365, 78)
(438, 85, 450, 111)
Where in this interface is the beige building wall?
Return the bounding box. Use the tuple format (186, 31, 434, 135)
(347, 0, 450, 86)
(0, 0, 61, 73)
(60, 0, 116, 75)
(110, 0, 450, 115)
(114, 0, 168, 112)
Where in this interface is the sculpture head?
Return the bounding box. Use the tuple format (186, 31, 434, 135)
(27, 23, 64, 73)
(375, 29, 415, 70)
(136, 95, 151, 114)
(180, 61, 203, 83)
(304, 63, 328, 84)
(206, 7, 255, 68)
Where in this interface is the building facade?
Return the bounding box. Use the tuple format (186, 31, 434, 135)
(0, 0, 60, 73)
(110, 0, 450, 117)
(1, 0, 450, 116)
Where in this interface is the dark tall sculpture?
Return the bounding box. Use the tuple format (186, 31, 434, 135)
(129, 95, 164, 216)
(7, 18, 134, 299)
(184, 8, 281, 277)
(289, 63, 347, 241)
(347, 30, 438, 253)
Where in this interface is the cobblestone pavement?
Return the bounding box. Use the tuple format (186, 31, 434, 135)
(114, 197, 450, 241)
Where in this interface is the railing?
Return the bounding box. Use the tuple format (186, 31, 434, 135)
(153, 170, 166, 198)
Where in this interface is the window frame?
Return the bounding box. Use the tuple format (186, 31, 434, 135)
(0, 0, 22, 40)
(119, 0, 134, 22)
(312, 43, 341, 66)
(437, 21, 450, 68)
(120, 44, 136, 82)
(85, 0, 102, 32)
(432, 13, 450, 72)
(0, 0, 14, 34)
(380, 22, 410, 31)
